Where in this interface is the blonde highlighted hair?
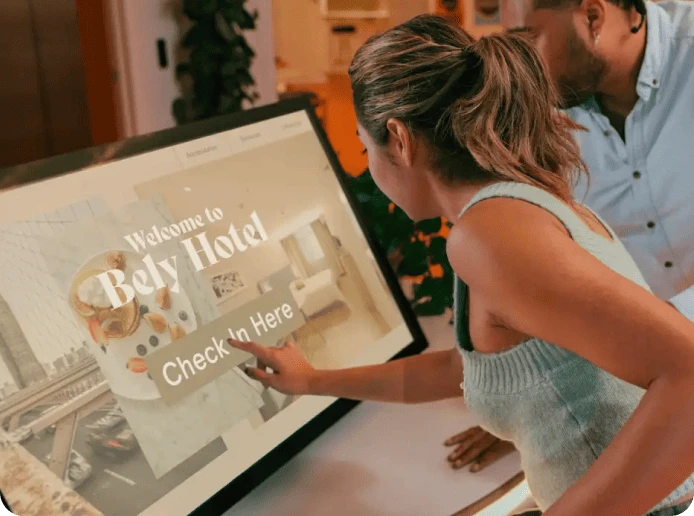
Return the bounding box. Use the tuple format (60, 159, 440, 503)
(349, 15, 587, 202)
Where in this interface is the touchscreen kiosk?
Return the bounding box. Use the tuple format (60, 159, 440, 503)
(0, 100, 426, 516)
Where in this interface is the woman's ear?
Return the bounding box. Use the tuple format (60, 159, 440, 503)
(581, 0, 606, 42)
(385, 118, 414, 167)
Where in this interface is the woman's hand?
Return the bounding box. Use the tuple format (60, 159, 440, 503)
(229, 339, 317, 395)
(231, 340, 464, 404)
(445, 426, 517, 471)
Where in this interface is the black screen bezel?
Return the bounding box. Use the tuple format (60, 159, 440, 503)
(0, 98, 428, 515)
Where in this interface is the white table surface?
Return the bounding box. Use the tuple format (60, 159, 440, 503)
(224, 315, 524, 516)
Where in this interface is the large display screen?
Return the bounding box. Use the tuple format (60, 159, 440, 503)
(0, 100, 426, 516)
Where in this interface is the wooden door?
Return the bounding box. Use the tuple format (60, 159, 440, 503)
(0, 0, 114, 169)
(0, 0, 48, 168)
(75, 0, 121, 146)
(30, 0, 93, 158)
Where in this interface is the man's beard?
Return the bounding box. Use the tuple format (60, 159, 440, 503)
(557, 30, 608, 108)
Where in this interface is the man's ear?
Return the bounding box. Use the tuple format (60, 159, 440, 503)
(581, 0, 606, 39)
(385, 118, 414, 167)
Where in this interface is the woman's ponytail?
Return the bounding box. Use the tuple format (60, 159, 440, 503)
(449, 32, 587, 201)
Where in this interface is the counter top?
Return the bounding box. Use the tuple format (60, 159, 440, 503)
(225, 315, 529, 516)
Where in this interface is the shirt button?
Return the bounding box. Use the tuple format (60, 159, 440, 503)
(653, 78, 658, 85)
(633, 171, 642, 179)
(603, 130, 611, 137)
(647, 221, 656, 228)
(665, 261, 673, 268)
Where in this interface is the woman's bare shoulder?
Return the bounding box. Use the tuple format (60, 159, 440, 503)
(446, 196, 572, 281)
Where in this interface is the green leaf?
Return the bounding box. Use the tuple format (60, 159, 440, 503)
(413, 276, 438, 299)
(415, 217, 442, 234)
(172, 98, 189, 125)
(390, 217, 416, 241)
(238, 69, 255, 86)
(221, 60, 241, 75)
(219, 3, 256, 29)
(413, 299, 447, 316)
(176, 0, 257, 123)
(218, 95, 235, 112)
(175, 63, 191, 78)
(428, 237, 448, 261)
(189, 48, 217, 76)
(182, 23, 210, 47)
(349, 174, 376, 195)
(238, 9, 257, 29)
(183, 0, 219, 19)
(215, 15, 235, 41)
(355, 192, 372, 205)
(397, 241, 429, 276)
(440, 265, 455, 286)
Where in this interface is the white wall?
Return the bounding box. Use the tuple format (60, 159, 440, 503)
(109, 0, 277, 137)
(245, 0, 278, 105)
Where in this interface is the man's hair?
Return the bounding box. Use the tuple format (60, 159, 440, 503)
(534, 0, 646, 16)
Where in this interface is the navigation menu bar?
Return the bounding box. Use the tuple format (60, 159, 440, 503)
(173, 110, 313, 169)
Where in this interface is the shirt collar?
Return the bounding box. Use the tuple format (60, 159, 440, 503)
(635, 1, 673, 100)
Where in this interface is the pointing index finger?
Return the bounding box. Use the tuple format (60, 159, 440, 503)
(228, 338, 273, 363)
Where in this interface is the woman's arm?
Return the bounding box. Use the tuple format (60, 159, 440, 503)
(229, 339, 464, 404)
(449, 199, 694, 516)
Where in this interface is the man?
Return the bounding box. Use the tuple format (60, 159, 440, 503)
(443, 0, 694, 510)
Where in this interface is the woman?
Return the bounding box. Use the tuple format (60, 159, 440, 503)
(230, 16, 694, 516)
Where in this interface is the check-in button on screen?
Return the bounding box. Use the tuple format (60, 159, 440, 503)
(145, 287, 302, 405)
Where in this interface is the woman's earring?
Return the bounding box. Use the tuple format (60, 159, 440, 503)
(593, 33, 601, 46)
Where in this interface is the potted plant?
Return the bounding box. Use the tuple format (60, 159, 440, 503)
(344, 169, 455, 320)
(173, 0, 259, 124)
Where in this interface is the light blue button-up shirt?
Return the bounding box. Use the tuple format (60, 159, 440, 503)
(567, 0, 694, 322)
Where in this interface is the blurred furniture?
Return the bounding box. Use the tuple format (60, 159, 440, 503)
(434, 0, 464, 24)
(289, 269, 346, 318)
(332, 25, 357, 67)
(464, 0, 503, 36)
(327, 18, 390, 74)
(319, 0, 390, 19)
(257, 265, 298, 295)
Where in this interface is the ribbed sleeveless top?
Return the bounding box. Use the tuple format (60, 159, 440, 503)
(453, 182, 694, 512)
